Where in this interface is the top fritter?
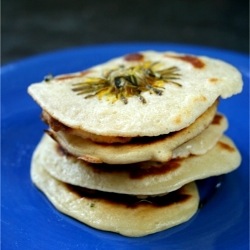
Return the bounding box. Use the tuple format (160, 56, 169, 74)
(28, 51, 243, 137)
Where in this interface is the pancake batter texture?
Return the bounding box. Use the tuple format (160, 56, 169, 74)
(28, 51, 243, 237)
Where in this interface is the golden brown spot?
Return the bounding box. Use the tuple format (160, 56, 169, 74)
(78, 155, 103, 164)
(166, 55, 205, 69)
(55, 143, 71, 157)
(212, 114, 223, 125)
(41, 111, 70, 132)
(173, 115, 182, 125)
(124, 53, 144, 62)
(129, 159, 182, 179)
(193, 95, 207, 102)
(88, 159, 182, 179)
(209, 78, 219, 84)
(55, 70, 90, 80)
(64, 183, 191, 208)
(218, 141, 235, 152)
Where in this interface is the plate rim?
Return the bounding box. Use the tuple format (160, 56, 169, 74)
(2, 42, 249, 249)
(1, 42, 249, 70)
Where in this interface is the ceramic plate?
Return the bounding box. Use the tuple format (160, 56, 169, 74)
(2, 43, 249, 250)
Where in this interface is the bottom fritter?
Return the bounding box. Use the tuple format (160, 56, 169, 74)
(31, 161, 199, 237)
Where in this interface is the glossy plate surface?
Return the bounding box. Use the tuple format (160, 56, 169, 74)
(2, 43, 249, 250)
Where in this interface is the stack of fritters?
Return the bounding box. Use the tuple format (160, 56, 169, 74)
(28, 51, 242, 237)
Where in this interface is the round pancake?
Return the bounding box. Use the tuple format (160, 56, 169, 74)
(27, 51, 242, 137)
(35, 134, 241, 195)
(48, 102, 218, 164)
(48, 105, 223, 164)
(31, 162, 199, 237)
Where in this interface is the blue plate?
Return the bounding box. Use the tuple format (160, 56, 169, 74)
(2, 43, 249, 250)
